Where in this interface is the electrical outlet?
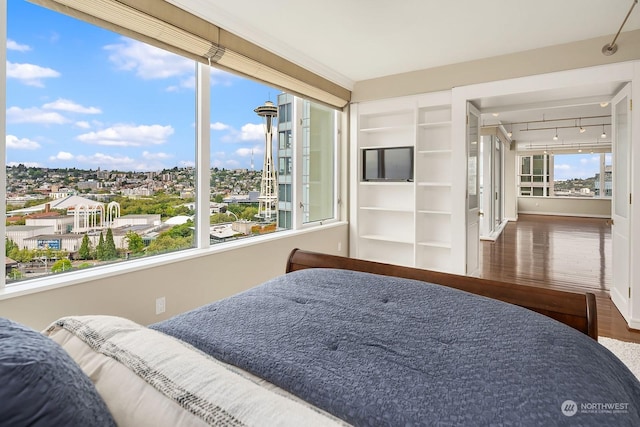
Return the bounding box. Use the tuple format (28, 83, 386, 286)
(155, 297, 166, 315)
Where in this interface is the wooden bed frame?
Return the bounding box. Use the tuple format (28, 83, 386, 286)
(286, 248, 598, 340)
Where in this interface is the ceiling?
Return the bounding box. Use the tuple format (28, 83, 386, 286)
(168, 0, 640, 152)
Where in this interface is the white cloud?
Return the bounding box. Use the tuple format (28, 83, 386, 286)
(76, 124, 174, 147)
(142, 151, 173, 160)
(75, 121, 91, 129)
(49, 151, 75, 161)
(6, 135, 41, 150)
(6, 61, 60, 87)
(104, 38, 193, 80)
(43, 98, 101, 114)
(104, 38, 235, 89)
(236, 145, 263, 157)
(239, 123, 265, 141)
(7, 161, 41, 168)
(6, 106, 69, 124)
(179, 160, 196, 167)
(211, 122, 230, 131)
(7, 39, 31, 52)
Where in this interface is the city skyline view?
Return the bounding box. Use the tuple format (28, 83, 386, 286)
(6, 0, 276, 173)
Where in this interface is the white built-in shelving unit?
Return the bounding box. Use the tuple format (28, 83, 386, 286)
(350, 92, 454, 272)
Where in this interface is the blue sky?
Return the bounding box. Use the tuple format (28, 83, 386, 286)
(6, 0, 276, 172)
(553, 153, 611, 181)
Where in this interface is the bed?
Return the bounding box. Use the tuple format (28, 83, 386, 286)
(4, 249, 638, 426)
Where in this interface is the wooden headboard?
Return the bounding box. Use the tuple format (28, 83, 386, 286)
(286, 248, 598, 340)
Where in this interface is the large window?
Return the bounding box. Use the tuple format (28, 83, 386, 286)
(3, 2, 340, 285)
(518, 153, 612, 198)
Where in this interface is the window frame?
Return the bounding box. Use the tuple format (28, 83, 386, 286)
(517, 152, 612, 199)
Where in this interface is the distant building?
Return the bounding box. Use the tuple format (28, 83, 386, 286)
(25, 213, 75, 234)
(6, 226, 54, 249)
(112, 214, 161, 228)
(23, 234, 84, 253)
(223, 191, 260, 204)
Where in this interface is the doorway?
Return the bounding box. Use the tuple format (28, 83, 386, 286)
(452, 61, 637, 326)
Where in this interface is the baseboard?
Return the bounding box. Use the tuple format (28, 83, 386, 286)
(517, 211, 611, 219)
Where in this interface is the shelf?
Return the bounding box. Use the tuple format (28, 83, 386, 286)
(417, 240, 451, 249)
(360, 180, 414, 186)
(361, 234, 414, 244)
(360, 206, 413, 213)
(417, 182, 452, 187)
(353, 96, 454, 273)
(417, 149, 452, 155)
(360, 125, 413, 133)
(417, 210, 452, 215)
(417, 121, 451, 128)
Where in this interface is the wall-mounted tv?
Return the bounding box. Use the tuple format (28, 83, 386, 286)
(362, 146, 414, 182)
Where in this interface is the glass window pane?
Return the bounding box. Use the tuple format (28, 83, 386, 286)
(532, 155, 544, 175)
(6, 2, 196, 283)
(521, 157, 531, 175)
(302, 101, 336, 223)
(553, 153, 608, 198)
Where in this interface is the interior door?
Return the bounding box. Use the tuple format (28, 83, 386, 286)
(466, 103, 481, 276)
(610, 82, 632, 321)
(480, 135, 492, 237)
(494, 138, 503, 228)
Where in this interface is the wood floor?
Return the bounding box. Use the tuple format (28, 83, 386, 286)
(479, 214, 640, 343)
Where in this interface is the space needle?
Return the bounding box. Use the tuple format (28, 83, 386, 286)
(254, 100, 278, 222)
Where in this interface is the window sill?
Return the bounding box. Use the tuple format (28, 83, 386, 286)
(0, 221, 346, 301)
(518, 195, 611, 200)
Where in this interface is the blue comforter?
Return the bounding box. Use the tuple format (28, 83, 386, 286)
(152, 268, 640, 426)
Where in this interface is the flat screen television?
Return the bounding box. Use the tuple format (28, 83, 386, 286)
(362, 146, 414, 182)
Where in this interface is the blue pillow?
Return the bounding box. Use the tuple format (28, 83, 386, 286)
(0, 317, 116, 427)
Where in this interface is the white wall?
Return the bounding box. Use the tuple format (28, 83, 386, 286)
(0, 223, 348, 330)
(518, 197, 611, 218)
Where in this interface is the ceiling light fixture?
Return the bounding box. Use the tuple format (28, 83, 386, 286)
(553, 128, 558, 141)
(578, 144, 582, 153)
(601, 124, 607, 138)
(507, 124, 512, 138)
(602, 0, 638, 56)
(578, 118, 586, 133)
(600, 102, 610, 108)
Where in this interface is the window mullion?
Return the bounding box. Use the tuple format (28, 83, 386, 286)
(195, 63, 211, 248)
(1, 0, 6, 289)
